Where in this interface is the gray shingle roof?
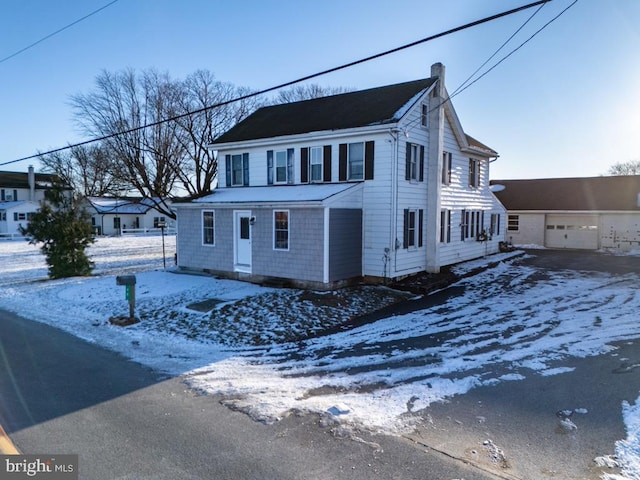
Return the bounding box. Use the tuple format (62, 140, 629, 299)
(213, 78, 437, 144)
(491, 176, 640, 211)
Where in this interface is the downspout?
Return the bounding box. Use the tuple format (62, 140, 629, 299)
(388, 127, 400, 280)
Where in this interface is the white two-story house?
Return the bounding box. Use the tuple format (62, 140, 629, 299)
(175, 63, 506, 289)
(0, 167, 62, 237)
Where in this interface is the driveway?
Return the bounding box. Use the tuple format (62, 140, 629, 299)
(404, 248, 640, 479)
(186, 248, 640, 479)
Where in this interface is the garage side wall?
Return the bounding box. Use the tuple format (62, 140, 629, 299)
(507, 213, 545, 247)
(600, 213, 640, 251)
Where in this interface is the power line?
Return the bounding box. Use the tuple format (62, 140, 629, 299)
(1, 0, 552, 167)
(451, 0, 579, 98)
(450, 1, 548, 98)
(0, 0, 119, 65)
(403, 0, 578, 132)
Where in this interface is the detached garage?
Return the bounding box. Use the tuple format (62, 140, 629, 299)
(491, 176, 640, 251)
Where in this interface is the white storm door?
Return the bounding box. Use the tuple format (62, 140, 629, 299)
(234, 210, 252, 272)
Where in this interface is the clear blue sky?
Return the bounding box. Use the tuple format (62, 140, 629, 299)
(1, 0, 638, 179)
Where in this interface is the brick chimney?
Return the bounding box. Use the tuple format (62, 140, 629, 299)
(28, 165, 35, 201)
(425, 63, 446, 273)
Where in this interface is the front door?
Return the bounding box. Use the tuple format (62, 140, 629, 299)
(234, 210, 252, 272)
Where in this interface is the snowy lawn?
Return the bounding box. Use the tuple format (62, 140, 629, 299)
(1, 236, 640, 479)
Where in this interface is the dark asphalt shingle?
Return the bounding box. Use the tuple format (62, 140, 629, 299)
(213, 78, 437, 144)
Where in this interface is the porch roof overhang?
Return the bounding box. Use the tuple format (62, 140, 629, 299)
(186, 183, 363, 208)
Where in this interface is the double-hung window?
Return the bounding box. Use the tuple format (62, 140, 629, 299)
(421, 104, 429, 127)
(274, 210, 289, 250)
(442, 151, 452, 185)
(408, 144, 418, 181)
(275, 150, 288, 183)
(348, 142, 364, 180)
(469, 158, 480, 188)
(202, 210, 215, 245)
(231, 154, 244, 186)
(310, 146, 323, 182)
(403, 208, 423, 249)
(490, 213, 501, 236)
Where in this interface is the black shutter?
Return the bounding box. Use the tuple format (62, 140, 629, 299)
(225, 155, 231, 187)
(242, 153, 249, 186)
(419, 145, 425, 182)
(405, 142, 411, 180)
(364, 140, 374, 180)
(300, 148, 309, 183)
(403, 209, 409, 249)
(323, 145, 332, 182)
(418, 209, 424, 247)
(267, 150, 274, 185)
(339, 143, 347, 181)
(287, 148, 294, 184)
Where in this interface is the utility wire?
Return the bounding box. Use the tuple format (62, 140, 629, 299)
(402, 0, 578, 132)
(451, 0, 579, 98)
(1, 0, 552, 167)
(450, 1, 548, 98)
(0, 0, 119, 65)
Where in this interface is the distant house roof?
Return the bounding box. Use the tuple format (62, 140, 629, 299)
(0, 170, 61, 189)
(192, 183, 361, 205)
(491, 176, 640, 211)
(87, 197, 153, 215)
(0, 200, 38, 211)
(213, 78, 437, 144)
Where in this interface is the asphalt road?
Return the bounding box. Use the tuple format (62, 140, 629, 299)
(0, 308, 496, 480)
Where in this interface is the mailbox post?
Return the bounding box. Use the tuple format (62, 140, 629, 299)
(116, 275, 136, 319)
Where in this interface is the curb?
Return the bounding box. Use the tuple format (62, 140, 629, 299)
(0, 422, 19, 454)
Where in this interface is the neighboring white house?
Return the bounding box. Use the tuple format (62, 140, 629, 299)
(175, 63, 506, 289)
(85, 197, 175, 236)
(492, 176, 640, 251)
(0, 167, 62, 238)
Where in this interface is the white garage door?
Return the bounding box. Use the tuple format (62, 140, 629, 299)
(545, 214, 599, 249)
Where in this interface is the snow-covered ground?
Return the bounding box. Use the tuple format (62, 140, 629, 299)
(1, 236, 639, 479)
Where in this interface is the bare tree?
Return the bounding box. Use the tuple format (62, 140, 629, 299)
(273, 84, 354, 104)
(71, 68, 263, 214)
(71, 69, 182, 218)
(172, 70, 262, 197)
(607, 160, 640, 176)
(39, 143, 122, 196)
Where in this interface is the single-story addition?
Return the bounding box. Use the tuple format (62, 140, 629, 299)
(175, 62, 506, 289)
(491, 175, 640, 251)
(84, 197, 175, 236)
